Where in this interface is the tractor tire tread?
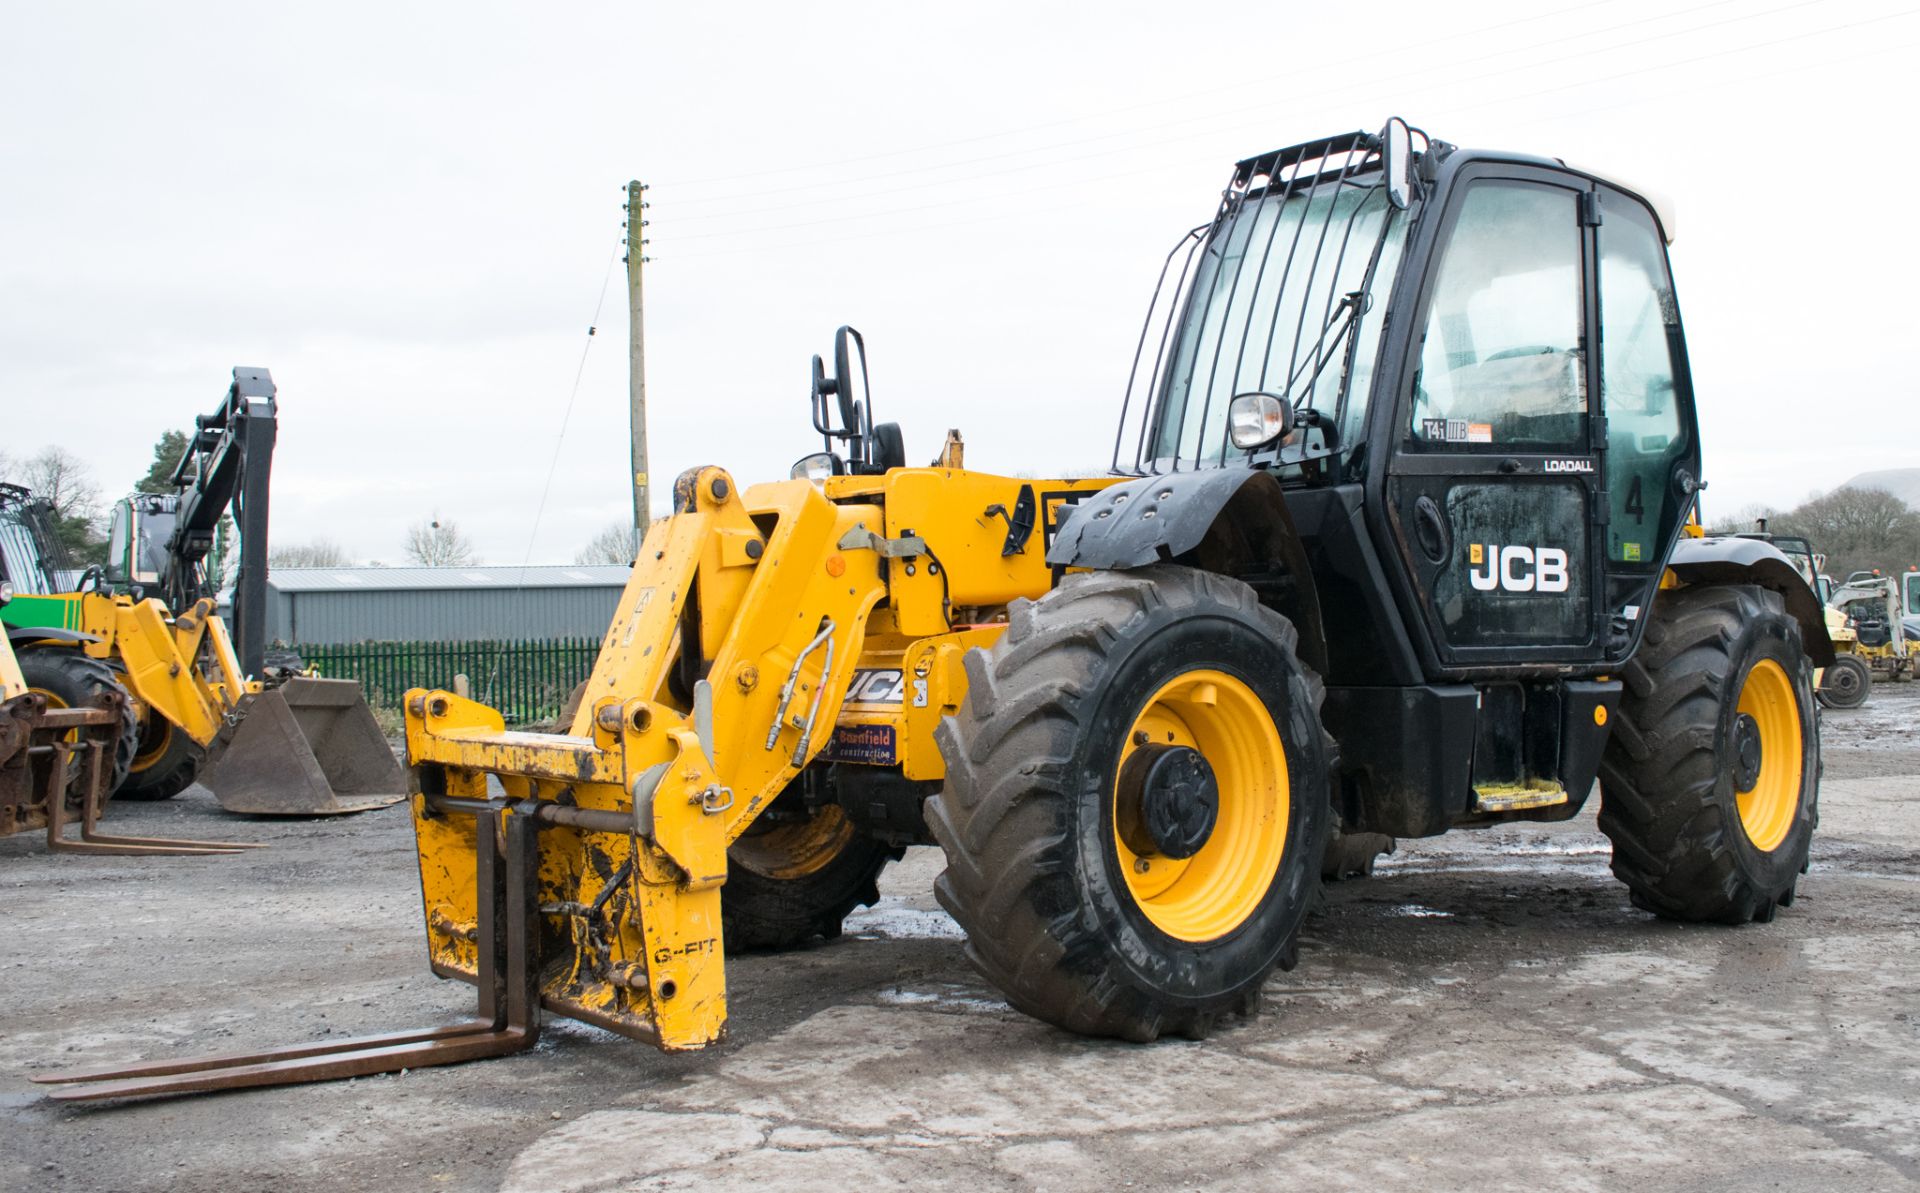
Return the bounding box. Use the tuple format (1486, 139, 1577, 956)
(929, 565, 1330, 1043)
(1597, 584, 1818, 925)
(16, 649, 138, 798)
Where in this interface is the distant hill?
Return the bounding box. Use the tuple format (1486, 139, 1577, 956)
(1841, 468, 1920, 508)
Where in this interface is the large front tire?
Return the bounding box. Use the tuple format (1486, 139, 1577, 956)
(114, 711, 204, 800)
(17, 648, 139, 797)
(1598, 584, 1819, 924)
(930, 567, 1331, 1042)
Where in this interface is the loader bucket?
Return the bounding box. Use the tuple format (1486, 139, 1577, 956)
(199, 678, 407, 816)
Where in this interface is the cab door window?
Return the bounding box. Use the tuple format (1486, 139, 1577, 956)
(1410, 182, 1586, 448)
(1597, 197, 1687, 568)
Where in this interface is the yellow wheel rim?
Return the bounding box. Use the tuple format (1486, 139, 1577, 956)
(730, 804, 855, 880)
(1114, 669, 1289, 942)
(130, 710, 173, 772)
(26, 687, 80, 746)
(1734, 658, 1803, 852)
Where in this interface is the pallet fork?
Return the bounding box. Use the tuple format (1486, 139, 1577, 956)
(35, 802, 542, 1100)
(3, 692, 254, 857)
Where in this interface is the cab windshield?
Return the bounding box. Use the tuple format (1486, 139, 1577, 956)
(1120, 139, 1409, 475)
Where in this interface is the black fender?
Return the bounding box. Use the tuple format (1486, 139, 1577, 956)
(1046, 469, 1328, 675)
(7, 625, 100, 649)
(1667, 536, 1835, 667)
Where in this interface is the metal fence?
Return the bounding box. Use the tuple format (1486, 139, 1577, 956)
(297, 638, 602, 726)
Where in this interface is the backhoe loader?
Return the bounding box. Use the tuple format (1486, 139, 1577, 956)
(1827, 571, 1913, 687)
(0, 369, 404, 815)
(39, 121, 1828, 1100)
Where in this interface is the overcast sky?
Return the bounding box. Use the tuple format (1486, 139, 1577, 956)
(4, 1, 1914, 565)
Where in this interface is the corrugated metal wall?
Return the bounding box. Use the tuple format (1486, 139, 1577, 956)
(266, 585, 625, 645)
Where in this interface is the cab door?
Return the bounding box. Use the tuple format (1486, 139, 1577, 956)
(1589, 183, 1700, 658)
(1384, 167, 1607, 668)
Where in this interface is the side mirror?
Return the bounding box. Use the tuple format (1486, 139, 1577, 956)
(1381, 117, 1414, 210)
(806, 325, 879, 467)
(833, 326, 869, 440)
(1227, 392, 1294, 450)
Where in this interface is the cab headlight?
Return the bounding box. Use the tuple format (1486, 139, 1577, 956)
(791, 452, 838, 482)
(1227, 392, 1294, 451)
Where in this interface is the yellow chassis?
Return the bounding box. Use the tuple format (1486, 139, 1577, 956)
(404, 465, 1115, 1049)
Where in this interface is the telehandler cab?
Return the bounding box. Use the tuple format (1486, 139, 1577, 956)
(39, 120, 1827, 1100)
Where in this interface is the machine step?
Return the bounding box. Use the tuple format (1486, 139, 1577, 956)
(1472, 781, 1570, 814)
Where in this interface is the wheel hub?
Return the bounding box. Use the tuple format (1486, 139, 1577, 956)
(1116, 744, 1219, 859)
(1732, 712, 1763, 792)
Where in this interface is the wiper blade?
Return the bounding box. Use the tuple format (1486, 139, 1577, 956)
(1277, 290, 1366, 408)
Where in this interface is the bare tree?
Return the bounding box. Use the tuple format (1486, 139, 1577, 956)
(574, 521, 637, 566)
(404, 518, 477, 567)
(1773, 486, 1920, 581)
(11, 446, 100, 524)
(270, 539, 353, 569)
(0, 446, 106, 563)
(1706, 502, 1780, 536)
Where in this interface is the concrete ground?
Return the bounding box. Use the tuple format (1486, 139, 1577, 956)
(2, 685, 1916, 1193)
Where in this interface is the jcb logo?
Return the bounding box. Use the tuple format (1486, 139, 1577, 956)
(1468, 543, 1570, 593)
(845, 668, 905, 704)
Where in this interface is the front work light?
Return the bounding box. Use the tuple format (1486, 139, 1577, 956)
(791, 452, 838, 482)
(1227, 392, 1294, 451)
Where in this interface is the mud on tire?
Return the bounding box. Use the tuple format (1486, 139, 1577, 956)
(929, 566, 1331, 1042)
(1598, 584, 1819, 924)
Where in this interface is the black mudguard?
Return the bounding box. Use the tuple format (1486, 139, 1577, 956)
(6, 625, 100, 648)
(1667, 536, 1834, 666)
(1047, 469, 1327, 675)
(1047, 470, 1261, 569)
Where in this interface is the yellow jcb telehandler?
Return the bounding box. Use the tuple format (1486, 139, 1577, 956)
(40, 121, 1829, 1100)
(0, 370, 404, 815)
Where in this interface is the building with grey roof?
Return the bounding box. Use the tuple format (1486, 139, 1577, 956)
(264, 565, 630, 645)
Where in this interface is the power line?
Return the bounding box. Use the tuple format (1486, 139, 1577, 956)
(657, 0, 1621, 192)
(664, 10, 1911, 261)
(650, 0, 1853, 247)
(654, 0, 1824, 214)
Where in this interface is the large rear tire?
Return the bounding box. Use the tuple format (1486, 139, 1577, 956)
(723, 799, 899, 952)
(16, 648, 139, 797)
(930, 567, 1331, 1042)
(1598, 584, 1819, 924)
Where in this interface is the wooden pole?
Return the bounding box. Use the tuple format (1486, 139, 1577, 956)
(625, 180, 650, 547)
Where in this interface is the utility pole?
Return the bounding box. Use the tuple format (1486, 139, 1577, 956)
(625, 180, 651, 546)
